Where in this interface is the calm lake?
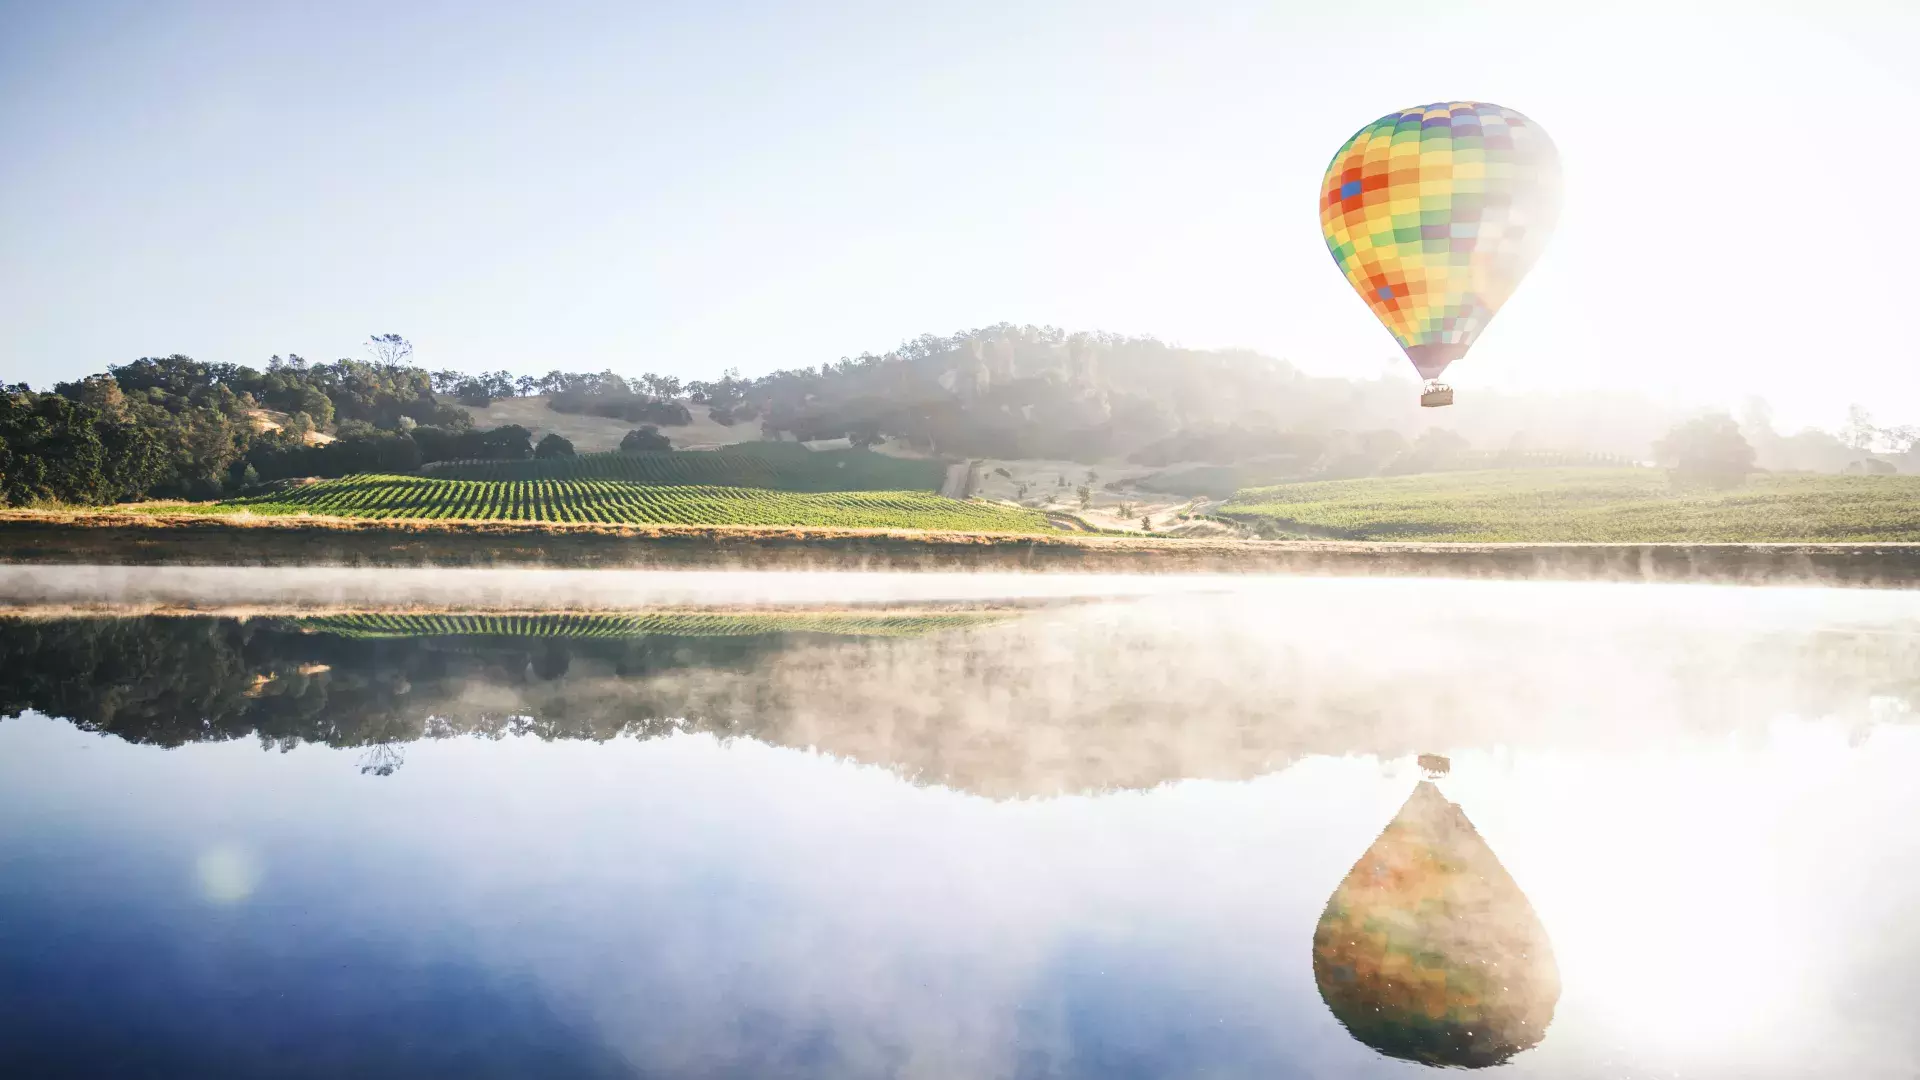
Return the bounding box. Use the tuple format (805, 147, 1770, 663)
(3, 571, 1918, 1078)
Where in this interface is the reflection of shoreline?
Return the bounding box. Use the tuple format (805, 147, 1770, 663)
(0, 602, 1057, 620)
(6, 590, 1920, 798)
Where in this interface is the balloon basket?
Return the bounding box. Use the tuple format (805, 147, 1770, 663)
(1420, 383, 1454, 408)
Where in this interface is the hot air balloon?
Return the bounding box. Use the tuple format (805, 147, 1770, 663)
(1319, 102, 1560, 407)
(1313, 778, 1560, 1068)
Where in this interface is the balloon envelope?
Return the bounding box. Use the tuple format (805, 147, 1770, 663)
(1313, 780, 1560, 1068)
(1319, 102, 1560, 381)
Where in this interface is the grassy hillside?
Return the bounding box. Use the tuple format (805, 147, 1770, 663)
(1218, 468, 1920, 542)
(217, 474, 1053, 532)
(454, 394, 755, 452)
(426, 442, 947, 492)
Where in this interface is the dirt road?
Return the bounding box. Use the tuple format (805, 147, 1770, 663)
(940, 461, 972, 499)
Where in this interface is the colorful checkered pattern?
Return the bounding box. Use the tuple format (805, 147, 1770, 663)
(1320, 102, 1560, 380)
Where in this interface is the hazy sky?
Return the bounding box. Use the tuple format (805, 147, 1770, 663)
(2, 1, 1914, 429)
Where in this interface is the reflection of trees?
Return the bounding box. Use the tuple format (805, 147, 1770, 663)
(357, 742, 406, 776)
(0, 616, 817, 755)
(4, 610, 1920, 798)
(1314, 781, 1558, 1067)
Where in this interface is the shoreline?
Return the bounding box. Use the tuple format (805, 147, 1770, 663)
(2, 511, 1920, 588)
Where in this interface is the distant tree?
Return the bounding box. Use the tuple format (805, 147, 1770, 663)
(454, 378, 494, 407)
(620, 426, 672, 453)
(534, 433, 575, 458)
(1076, 484, 1091, 509)
(1842, 405, 1877, 452)
(1140, 515, 1153, 531)
(515, 375, 538, 397)
(483, 425, 534, 460)
(1653, 413, 1755, 487)
(294, 387, 334, 429)
(366, 334, 413, 366)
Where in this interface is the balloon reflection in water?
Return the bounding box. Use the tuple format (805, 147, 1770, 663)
(1314, 780, 1559, 1068)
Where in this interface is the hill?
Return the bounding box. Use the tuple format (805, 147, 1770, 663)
(1217, 468, 1920, 542)
(425, 442, 946, 491)
(452, 394, 754, 452)
(216, 474, 1053, 532)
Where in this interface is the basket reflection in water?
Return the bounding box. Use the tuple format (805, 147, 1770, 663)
(1313, 780, 1560, 1068)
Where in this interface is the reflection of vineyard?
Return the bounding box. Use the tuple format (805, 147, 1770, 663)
(219, 475, 1054, 530)
(288, 611, 1009, 640)
(5, 604, 1920, 797)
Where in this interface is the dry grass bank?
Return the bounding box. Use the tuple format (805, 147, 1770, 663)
(3, 509, 1919, 586)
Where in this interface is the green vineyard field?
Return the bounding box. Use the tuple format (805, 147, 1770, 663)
(289, 611, 1008, 639)
(424, 442, 946, 492)
(219, 474, 1053, 532)
(1218, 468, 1920, 542)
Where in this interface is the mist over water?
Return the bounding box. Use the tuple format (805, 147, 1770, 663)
(0, 565, 1249, 613)
(3, 572, 1918, 1078)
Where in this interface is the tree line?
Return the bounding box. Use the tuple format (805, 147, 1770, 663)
(8, 324, 1914, 507)
(0, 346, 675, 505)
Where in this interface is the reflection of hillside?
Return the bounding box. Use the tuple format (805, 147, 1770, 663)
(4, 597, 1920, 797)
(0, 614, 991, 752)
(1314, 781, 1558, 1067)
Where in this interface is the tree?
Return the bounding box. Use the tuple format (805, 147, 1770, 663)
(620, 426, 671, 453)
(367, 334, 413, 366)
(1842, 405, 1877, 452)
(1653, 413, 1755, 487)
(454, 378, 494, 407)
(534, 433, 575, 458)
(0, 393, 109, 505)
(515, 375, 538, 397)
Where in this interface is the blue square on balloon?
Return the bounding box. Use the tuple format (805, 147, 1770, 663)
(1376, 286, 1393, 299)
(1340, 180, 1363, 199)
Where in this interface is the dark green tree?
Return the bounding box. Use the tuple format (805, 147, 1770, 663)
(619, 426, 672, 453)
(1654, 414, 1756, 487)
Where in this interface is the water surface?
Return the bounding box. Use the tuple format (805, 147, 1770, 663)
(3, 574, 1917, 1078)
